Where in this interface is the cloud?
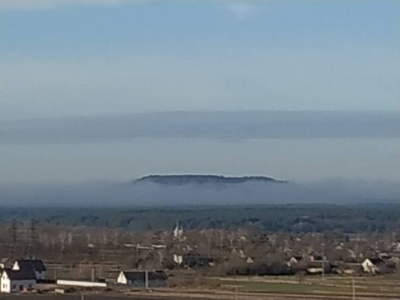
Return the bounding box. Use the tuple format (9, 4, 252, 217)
(226, 3, 258, 20)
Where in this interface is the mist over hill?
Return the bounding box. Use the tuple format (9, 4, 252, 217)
(2, 111, 399, 184)
(0, 175, 399, 207)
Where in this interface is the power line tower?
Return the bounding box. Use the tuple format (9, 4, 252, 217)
(8, 219, 18, 258)
(27, 218, 38, 258)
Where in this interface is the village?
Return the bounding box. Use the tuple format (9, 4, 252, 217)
(0, 257, 167, 294)
(0, 220, 400, 298)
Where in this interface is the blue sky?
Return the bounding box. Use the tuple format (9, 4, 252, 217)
(1, 1, 399, 186)
(3, 1, 398, 57)
(1, 0, 399, 119)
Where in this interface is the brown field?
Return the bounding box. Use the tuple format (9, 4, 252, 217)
(1, 275, 399, 300)
(207, 275, 400, 299)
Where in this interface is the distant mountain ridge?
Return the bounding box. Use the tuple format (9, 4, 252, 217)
(135, 174, 285, 185)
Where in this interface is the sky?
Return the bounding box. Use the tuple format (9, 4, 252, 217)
(1, 0, 399, 118)
(1, 0, 400, 191)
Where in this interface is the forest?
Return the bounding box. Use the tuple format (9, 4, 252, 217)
(0, 203, 398, 233)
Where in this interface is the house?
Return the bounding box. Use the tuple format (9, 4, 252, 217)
(182, 253, 214, 268)
(361, 258, 383, 274)
(388, 256, 400, 266)
(306, 260, 332, 275)
(0, 258, 12, 269)
(117, 270, 167, 288)
(246, 257, 254, 264)
(287, 256, 303, 268)
(343, 249, 357, 263)
(309, 254, 325, 262)
(56, 279, 107, 288)
(335, 261, 362, 275)
(173, 254, 183, 264)
(13, 259, 46, 281)
(391, 242, 400, 252)
(378, 252, 391, 260)
(231, 249, 246, 258)
(0, 268, 36, 293)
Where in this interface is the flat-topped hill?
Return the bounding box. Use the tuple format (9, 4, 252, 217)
(135, 174, 285, 185)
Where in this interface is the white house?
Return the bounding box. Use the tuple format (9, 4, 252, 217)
(13, 259, 46, 281)
(361, 258, 383, 274)
(1, 269, 36, 293)
(117, 270, 167, 288)
(246, 257, 254, 264)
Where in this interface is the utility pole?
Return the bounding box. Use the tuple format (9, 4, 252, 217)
(135, 243, 139, 267)
(321, 243, 325, 278)
(235, 285, 239, 300)
(8, 219, 17, 257)
(145, 270, 149, 290)
(28, 218, 37, 257)
(352, 278, 355, 300)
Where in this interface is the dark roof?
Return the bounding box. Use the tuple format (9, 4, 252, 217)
(122, 270, 167, 281)
(16, 259, 46, 272)
(313, 256, 325, 261)
(3, 268, 36, 281)
(369, 258, 384, 265)
(182, 253, 213, 267)
(290, 256, 303, 261)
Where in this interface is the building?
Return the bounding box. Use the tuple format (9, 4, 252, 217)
(246, 257, 254, 264)
(361, 258, 384, 274)
(0, 269, 36, 293)
(173, 254, 183, 264)
(117, 270, 167, 288)
(56, 279, 107, 288)
(172, 222, 184, 239)
(182, 252, 214, 268)
(0, 258, 12, 269)
(306, 260, 332, 275)
(13, 259, 46, 281)
(287, 256, 303, 268)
